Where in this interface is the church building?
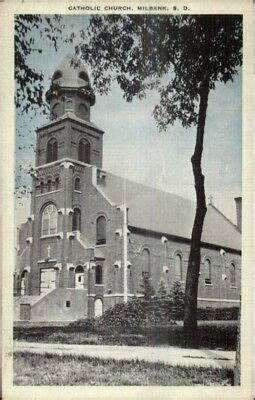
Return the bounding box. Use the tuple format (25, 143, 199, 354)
(14, 56, 241, 321)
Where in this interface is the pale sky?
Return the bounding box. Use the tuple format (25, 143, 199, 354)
(15, 15, 242, 227)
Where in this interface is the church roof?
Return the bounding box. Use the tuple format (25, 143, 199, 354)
(52, 55, 91, 88)
(96, 172, 241, 251)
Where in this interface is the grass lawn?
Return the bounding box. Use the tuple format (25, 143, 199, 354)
(13, 351, 234, 386)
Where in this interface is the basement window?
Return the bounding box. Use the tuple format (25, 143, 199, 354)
(66, 300, 71, 308)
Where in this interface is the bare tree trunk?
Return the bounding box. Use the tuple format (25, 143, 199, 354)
(183, 75, 210, 347)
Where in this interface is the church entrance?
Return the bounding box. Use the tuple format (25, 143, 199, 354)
(20, 270, 28, 295)
(40, 268, 56, 294)
(94, 298, 103, 317)
(20, 304, 31, 320)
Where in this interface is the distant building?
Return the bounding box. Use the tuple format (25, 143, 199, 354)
(14, 56, 241, 321)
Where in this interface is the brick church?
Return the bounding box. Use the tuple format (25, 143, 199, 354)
(14, 56, 241, 321)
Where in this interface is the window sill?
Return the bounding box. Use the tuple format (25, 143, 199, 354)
(74, 190, 82, 194)
(36, 189, 61, 197)
(95, 244, 106, 247)
(40, 234, 59, 239)
(230, 286, 237, 289)
(38, 259, 57, 264)
(205, 283, 213, 286)
(95, 284, 104, 287)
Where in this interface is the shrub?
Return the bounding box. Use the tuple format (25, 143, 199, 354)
(197, 307, 239, 321)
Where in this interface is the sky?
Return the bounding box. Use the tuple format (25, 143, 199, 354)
(15, 15, 242, 227)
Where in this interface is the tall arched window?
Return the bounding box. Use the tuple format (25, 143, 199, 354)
(74, 177, 81, 191)
(72, 208, 81, 231)
(230, 262, 236, 286)
(75, 265, 84, 289)
(47, 138, 58, 163)
(78, 139, 90, 164)
(141, 248, 150, 275)
(204, 259, 212, 284)
(41, 203, 58, 236)
(95, 265, 103, 284)
(175, 253, 182, 281)
(96, 215, 106, 245)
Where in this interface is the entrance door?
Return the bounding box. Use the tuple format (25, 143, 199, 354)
(94, 298, 103, 317)
(40, 268, 56, 294)
(20, 304, 31, 320)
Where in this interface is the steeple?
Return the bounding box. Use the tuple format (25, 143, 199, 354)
(46, 55, 95, 122)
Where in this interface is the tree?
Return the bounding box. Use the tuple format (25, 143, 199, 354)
(76, 15, 242, 345)
(139, 273, 155, 301)
(15, 14, 64, 113)
(169, 281, 185, 320)
(15, 14, 67, 195)
(157, 278, 168, 299)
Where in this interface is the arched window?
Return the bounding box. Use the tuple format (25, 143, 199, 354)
(79, 71, 89, 82)
(94, 298, 103, 317)
(78, 139, 90, 164)
(46, 138, 58, 163)
(175, 253, 182, 281)
(95, 265, 103, 284)
(78, 103, 89, 119)
(230, 262, 236, 286)
(74, 177, 81, 191)
(53, 70, 62, 80)
(204, 259, 212, 285)
(75, 265, 84, 289)
(51, 103, 62, 120)
(55, 177, 60, 190)
(47, 179, 52, 193)
(96, 215, 106, 245)
(141, 248, 150, 275)
(41, 203, 58, 236)
(72, 208, 81, 231)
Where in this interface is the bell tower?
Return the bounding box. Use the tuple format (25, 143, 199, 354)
(46, 55, 95, 122)
(28, 56, 104, 296)
(35, 55, 104, 168)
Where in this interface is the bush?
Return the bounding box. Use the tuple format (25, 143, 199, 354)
(197, 307, 239, 321)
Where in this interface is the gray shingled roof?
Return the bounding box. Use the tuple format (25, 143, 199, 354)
(97, 172, 241, 251)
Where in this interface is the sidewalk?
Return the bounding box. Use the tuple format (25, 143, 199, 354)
(14, 341, 235, 369)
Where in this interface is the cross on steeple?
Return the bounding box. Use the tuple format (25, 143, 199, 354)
(47, 245, 51, 259)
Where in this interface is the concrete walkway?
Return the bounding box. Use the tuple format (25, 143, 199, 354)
(14, 341, 235, 369)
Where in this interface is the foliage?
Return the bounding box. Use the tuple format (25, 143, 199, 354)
(169, 281, 185, 319)
(157, 278, 168, 299)
(15, 14, 64, 113)
(138, 273, 155, 301)
(197, 307, 239, 321)
(13, 321, 237, 350)
(78, 15, 242, 129)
